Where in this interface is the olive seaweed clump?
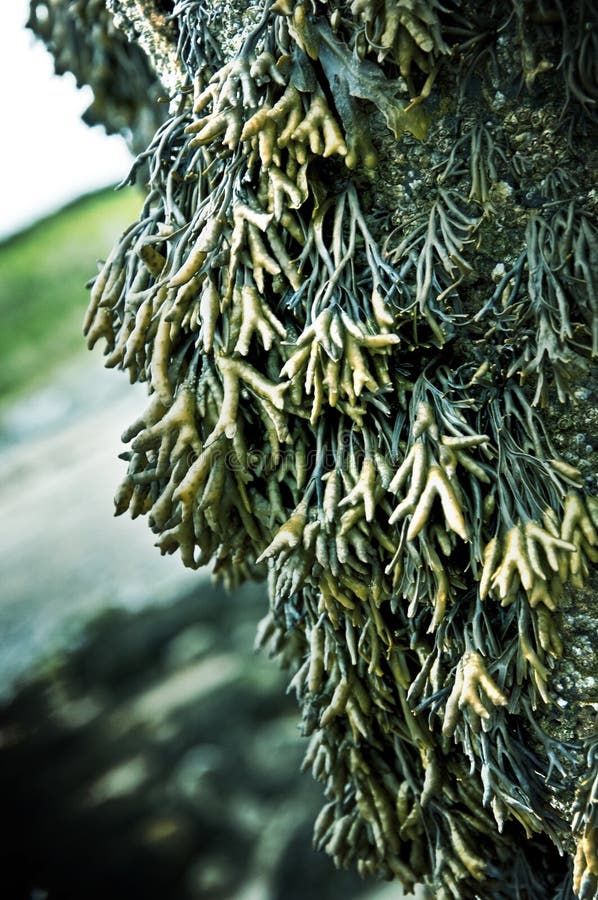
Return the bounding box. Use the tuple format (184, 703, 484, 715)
(82, 1, 597, 897)
(28, 0, 168, 151)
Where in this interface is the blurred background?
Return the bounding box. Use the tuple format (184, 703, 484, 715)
(0, 4, 409, 899)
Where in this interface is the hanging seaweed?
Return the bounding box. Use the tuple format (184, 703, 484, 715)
(60, 0, 598, 896)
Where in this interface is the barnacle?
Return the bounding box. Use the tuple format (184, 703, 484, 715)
(77, 1, 598, 898)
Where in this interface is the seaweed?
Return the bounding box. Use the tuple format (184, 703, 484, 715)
(78, 1, 598, 897)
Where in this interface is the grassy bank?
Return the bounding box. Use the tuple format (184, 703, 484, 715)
(0, 186, 142, 406)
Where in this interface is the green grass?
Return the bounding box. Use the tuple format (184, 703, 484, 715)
(0, 186, 142, 407)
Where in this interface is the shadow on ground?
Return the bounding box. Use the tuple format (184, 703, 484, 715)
(0, 581, 394, 900)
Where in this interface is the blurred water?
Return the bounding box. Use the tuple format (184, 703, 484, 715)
(0, 354, 199, 697)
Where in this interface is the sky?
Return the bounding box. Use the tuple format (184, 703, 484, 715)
(0, 0, 134, 240)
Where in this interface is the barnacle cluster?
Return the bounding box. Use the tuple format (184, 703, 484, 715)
(78, 0, 597, 896)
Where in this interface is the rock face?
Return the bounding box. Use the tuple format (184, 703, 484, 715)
(28, 1, 598, 898)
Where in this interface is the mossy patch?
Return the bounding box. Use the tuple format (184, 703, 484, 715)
(0, 187, 142, 407)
